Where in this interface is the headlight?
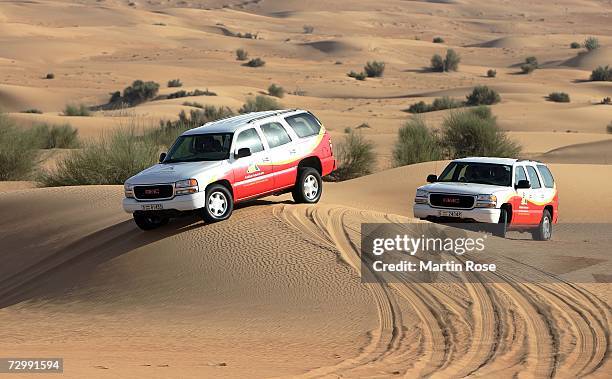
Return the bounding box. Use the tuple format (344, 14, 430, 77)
(175, 179, 199, 195)
(415, 189, 429, 204)
(475, 194, 497, 208)
(124, 183, 134, 198)
(416, 189, 429, 198)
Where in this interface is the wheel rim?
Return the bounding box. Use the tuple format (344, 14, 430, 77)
(303, 174, 319, 200)
(208, 191, 228, 217)
(542, 216, 551, 239)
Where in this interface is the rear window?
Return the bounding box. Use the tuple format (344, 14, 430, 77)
(261, 122, 292, 148)
(284, 113, 321, 138)
(537, 165, 555, 188)
(526, 166, 542, 189)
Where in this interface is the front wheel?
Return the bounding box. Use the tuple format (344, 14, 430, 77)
(133, 211, 169, 231)
(292, 168, 322, 204)
(200, 184, 234, 223)
(532, 209, 552, 241)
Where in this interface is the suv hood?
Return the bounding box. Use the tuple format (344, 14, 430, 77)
(126, 161, 224, 185)
(419, 181, 509, 195)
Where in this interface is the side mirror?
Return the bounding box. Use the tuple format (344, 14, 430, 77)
(159, 152, 167, 163)
(515, 179, 531, 189)
(426, 174, 437, 183)
(234, 147, 252, 159)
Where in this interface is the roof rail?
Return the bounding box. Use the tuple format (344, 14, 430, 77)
(246, 109, 299, 123)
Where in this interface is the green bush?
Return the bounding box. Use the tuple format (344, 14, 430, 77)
(167, 79, 182, 87)
(236, 48, 248, 61)
(29, 123, 80, 149)
(364, 61, 385, 77)
(442, 106, 520, 158)
(431, 49, 460, 72)
(166, 89, 216, 99)
(393, 117, 443, 166)
(268, 84, 285, 98)
(407, 96, 464, 113)
(487, 69, 497, 78)
(331, 130, 376, 180)
(45, 73, 54, 79)
(239, 95, 282, 113)
(520, 56, 538, 74)
(430, 54, 445, 72)
(584, 36, 600, 51)
(433, 36, 444, 43)
(110, 80, 160, 106)
(182, 101, 204, 108)
(303, 25, 314, 34)
(347, 70, 366, 80)
(0, 114, 38, 180)
(547, 92, 570, 103)
(152, 106, 235, 147)
(601, 97, 611, 105)
(570, 41, 581, 49)
(243, 58, 265, 67)
(62, 104, 91, 116)
(21, 108, 43, 114)
(465, 85, 501, 106)
(591, 65, 612, 81)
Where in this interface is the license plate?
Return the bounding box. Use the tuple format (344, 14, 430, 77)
(439, 210, 462, 217)
(142, 204, 163, 211)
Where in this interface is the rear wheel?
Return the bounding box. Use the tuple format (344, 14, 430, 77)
(133, 211, 169, 231)
(493, 208, 508, 238)
(292, 168, 322, 204)
(532, 209, 552, 241)
(200, 184, 234, 223)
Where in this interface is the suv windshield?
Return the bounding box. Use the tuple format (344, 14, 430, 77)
(164, 133, 233, 163)
(438, 162, 512, 186)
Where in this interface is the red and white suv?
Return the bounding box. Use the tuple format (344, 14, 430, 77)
(123, 109, 336, 230)
(413, 157, 559, 240)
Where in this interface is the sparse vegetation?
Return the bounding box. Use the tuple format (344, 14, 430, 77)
(343, 127, 352, 134)
(347, 70, 366, 80)
(364, 61, 386, 77)
(236, 48, 248, 61)
(465, 85, 501, 106)
(182, 101, 204, 108)
(330, 130, 376, 181)
(28, 123, 80, 149)
(601, 97, 611, 105)
(0, 114, 38, 180)
(303, 25, 314, 34)
(606, 121, 612, 134)
(430, 49, 460, 72)
(433, 36, 445, 43)
(238, 95, 282, 114)
(547, 92, 570, 103)
(393, 117, 443, 166)
(153, 106, 235, 147)
(430, 54, 444, 72)
(21, 109, 43, 114)
(406, 96, 464, 114)
(243, 57, 266, 67)
(584, 36, 600, 51)
(165, 88, 216, 99)
(356, 123, 370, 129)
(487, 69, 497, 78)
(62, 104, 91, 117)
(521, 56, 538, 74)
(232, 31, 258, 39)
(267, 84, 285, 98)
(108, 80, 160, 107)
(45, 73, 55, 79)
(590, 65, 612, 81)
(570, 41, 581, 49)
(167, 79, 182, 88)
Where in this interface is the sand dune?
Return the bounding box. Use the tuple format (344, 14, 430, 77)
(561, 47, 612, 69)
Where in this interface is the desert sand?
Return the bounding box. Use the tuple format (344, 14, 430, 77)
(1, 0, 611, 378)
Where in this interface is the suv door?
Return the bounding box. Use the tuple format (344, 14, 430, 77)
(513, 165, 530, 224)
(525, 165, 545, 224)
(259, 121, 297, 189)
(232, 127, 273, 200)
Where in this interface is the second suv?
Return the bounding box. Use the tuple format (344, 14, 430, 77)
(123, 109, 336, 230)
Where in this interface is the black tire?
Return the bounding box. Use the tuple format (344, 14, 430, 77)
(292, 167, 322, 204)
(493, 208, 508, 238)
(133, 211, 169, 231)
(200, 184, 234, 223)
(532, 209, 552, 241)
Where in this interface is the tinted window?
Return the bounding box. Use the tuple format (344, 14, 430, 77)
(285, 113, 321, 138)
(438, 162, 512, 186)
(514, 166, 527, 185)
(261, 122, 292, 148)
(537, 165, 555, 188)
(235, 128, 264, 153)
(165, 133, 232, 162)
(526, 166, 541, 189)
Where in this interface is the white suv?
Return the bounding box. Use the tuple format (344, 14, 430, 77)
(413, 157, 559, 240)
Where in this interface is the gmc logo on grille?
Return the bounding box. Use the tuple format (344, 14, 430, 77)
(442, 197, 460, 204)
(145, 189, 160, 195)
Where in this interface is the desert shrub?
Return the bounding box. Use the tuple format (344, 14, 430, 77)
(430, 54, 444, 72)
(235, 32, 258, 39)
(465, 85, 501, 106)
(343, 127, 351, 133)
(62, 104, 91, 117)
(547, 92, 570, 103)
(152, 106, 234, 147)
(243, 58, 265, 67)
(601, 97, 611, 105)
(303, 25, 314, 34)
(167, 79, 182, 87)
(393, 117, 443, 166)
(442, 106, 520, 158)
(236, 48, 248, 61)
(431, 49, 460, 72)
(22, 109, 43, 114)
(45, 73, 54, 79)
(407, 101, 429, 114)
(109, 80, 160, 106)
(268, 84, 285, 98)
(570, 41, 581, 49)
(331, 130, 376, 180)
(40, 127, 158, 186)
(433, 36, 444, 43)
(487, 69, 497, 78)
(407, 97, 464, 113)
(584, 36, 600, 51)
(347, 70, 366, 80)
(520, 56, 538, 74)
(606, 121, 612, 134)
(109, 91, 121, 103)
(165, 89, 216, 99)
(239, 95, 282, 113)
(0, 114, 38, 180)
(364, 61, 385, 77)
(356, 123, 370, 129)
(591, 65, 612, 81)
(182, 101, 204, 108)
(29, 123, 79, 149)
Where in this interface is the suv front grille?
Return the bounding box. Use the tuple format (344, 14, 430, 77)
(429, 193, 475, 209)
(134, 185, 174, 200)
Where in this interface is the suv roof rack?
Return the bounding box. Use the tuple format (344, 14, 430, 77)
(246, 109, 299, 123)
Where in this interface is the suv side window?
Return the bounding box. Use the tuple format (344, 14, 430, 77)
(235, 128, 264, 153)
(261, 122, 292, 148)
(526, 166, 541, 189)
(514, 166, 527, 185)
(537, 165, 555, 188)
(284, 113, 321, 138)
